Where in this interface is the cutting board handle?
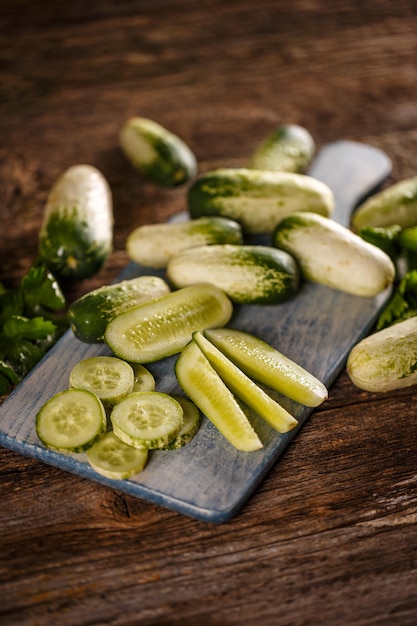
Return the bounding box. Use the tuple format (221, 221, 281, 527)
(308, 140, 392, 227)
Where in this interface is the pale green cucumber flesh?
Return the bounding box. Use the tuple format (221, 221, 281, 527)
(130, 363, 156, 392)
(69, 356, 134, 409)
(162, 395, 201, 449)
(192, 331, 297, 433)
(36, 388, 107, 453)
(87, 431, 148, 480)
(68, 276, 170, 343)
(175, 341, 263, 452)
(203, 328, 328, 407)
(110, 391, 183, 449)
(104, 283, 233, 363)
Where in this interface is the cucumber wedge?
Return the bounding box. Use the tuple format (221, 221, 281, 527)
(104, 283, 233, 363)
(110, 392, 184, 450)
(126, 216, 243, 269)
(87, 431, 148, 480)
(193, 331, 298, 433)
(204, 328, 328, 407)
(36, 388, 107, 453)
(175, 340, 263, 452)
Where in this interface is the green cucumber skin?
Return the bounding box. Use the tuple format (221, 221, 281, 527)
(39, 164, 113, 281)
(250, 124, 316, 173)
(346, 316, 417, 392)
(273, 212, 395, 297)
(166, 244, 300, 304)
(126, 216, 243, 269)
(187, 168, 334, 234)
(68, 276, 170, 343)
(120, 117, 197, 187)
(352, 177, 417, 231)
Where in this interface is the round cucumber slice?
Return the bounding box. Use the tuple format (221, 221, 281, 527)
(130, 363, 156, 392)
(110, 391, 184, 449)
(87, 431, 148, 480)
(69, 356, 134, 409)
(36, 388, 106, 453)
(162, 395, 201, 449)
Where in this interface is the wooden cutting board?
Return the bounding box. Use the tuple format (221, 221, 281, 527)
(0, 140, 393, 523)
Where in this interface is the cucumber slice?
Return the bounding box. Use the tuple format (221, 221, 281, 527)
(193, 331, 298, 433)
(162, 395, 201, 449)
(87, 431, 148, 480)
(69, 356, 134, 409)
(110, 392, 184, 449)
(36, 388, 106, 452)
(204, 328, 328, 407)
(130, 363, 156, 392)
(104, 283, 233, 363)
(175, 341, 263, 452)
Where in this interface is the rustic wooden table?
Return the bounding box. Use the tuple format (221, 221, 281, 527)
(1, 1, 417, 624)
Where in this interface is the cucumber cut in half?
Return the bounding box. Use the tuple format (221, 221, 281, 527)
(204, 328, 328, 407)
(36, 388, 107, 453)
(69, 356, 135, 409)
(104, 283, 233, 363)
(87, 431, 148, 480)
(110, 392, 184, 450)
(162, 395, 201, 449)
(193, 331, 298, 434)
(175, 340, 263, 452)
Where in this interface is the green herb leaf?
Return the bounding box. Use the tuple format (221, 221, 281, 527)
(376, 270, 417, 330)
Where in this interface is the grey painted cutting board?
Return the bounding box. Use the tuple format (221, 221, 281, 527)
(0, 140, 392, 523)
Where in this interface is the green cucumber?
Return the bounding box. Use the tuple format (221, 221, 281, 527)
(126, 216, 243, 269)
(166, 244, 299, 304)
(187, 168, 334, 234)
(162, 395, 201, 449)
(203, 328, 328, 407)
(273, 211, 395, 297)
(175, 340, 263, 452)
(250, 123, 316, 173)
(36, 388, 107, 453)
(119, 116, 197, 187)
(193, 331, 298, 433)
(68, 275, 170, 343)
(130, 363, 156, 392)
(87, 431, 148, 480)
(38, 164, 113, 281)
(110, 391, 184, 449)
(346, 316, 417, 392)
(104, 283, 233, 363)
(352, 177, 417, 231)
(69, 356, 135, 409)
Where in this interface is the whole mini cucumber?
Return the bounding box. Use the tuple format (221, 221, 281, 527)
(119, 116, 197, 187)
(166, 244, 299, 304)
(273, 212, 395, 297)
(126, 216, 243, 269)
(38, 164, 113, 281)
(346, 316, 417, 392)
(352, 176, 417, 231)
(250, 123, 316, 173)
(68, 275, 170, 343)
(187, 168, 334, 234)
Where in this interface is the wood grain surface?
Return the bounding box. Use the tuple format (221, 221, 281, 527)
(1, 1, 417, 624)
